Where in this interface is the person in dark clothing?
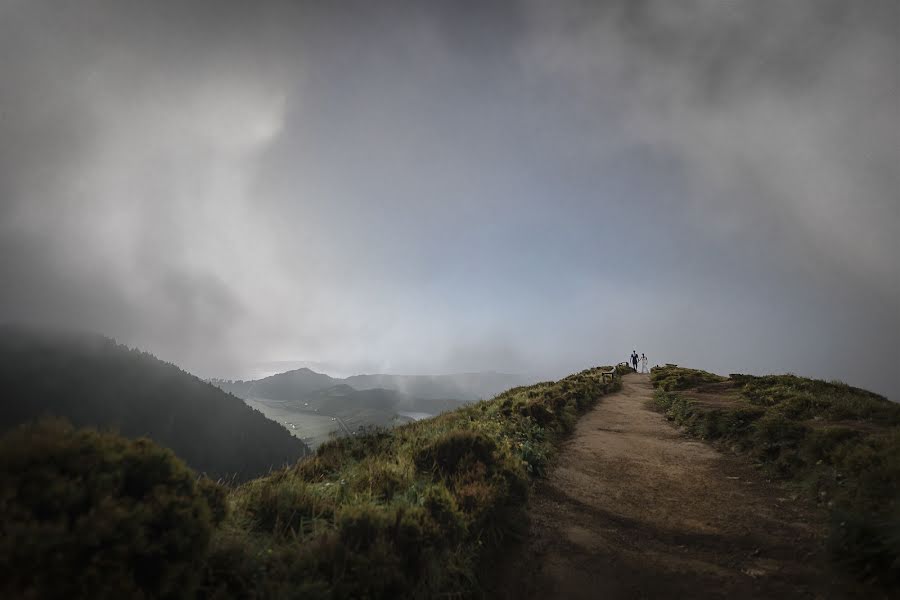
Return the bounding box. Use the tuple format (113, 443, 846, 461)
(631, 351, 638, 371)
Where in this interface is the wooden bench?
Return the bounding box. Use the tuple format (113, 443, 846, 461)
(601, 365, 617, 383)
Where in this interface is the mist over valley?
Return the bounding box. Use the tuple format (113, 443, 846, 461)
(213, 368, 536, 448)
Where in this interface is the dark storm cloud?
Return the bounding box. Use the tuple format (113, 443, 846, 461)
(1, 1, 897, 395)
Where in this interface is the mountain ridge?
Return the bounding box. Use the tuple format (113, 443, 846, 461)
(215, 367, 535, 403)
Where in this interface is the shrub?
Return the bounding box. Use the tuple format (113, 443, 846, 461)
(0, 419, 219, 599)
(198, 477, 229, 526)
(650, 366, 726, 392)
(234, 474, 333, 536)
(751, 415, 810, 474)
(346, 457, 412, 500)
(421, 484, 466, 543)
(829, 509, 900, 588)
(800, 427, 861, 466)
(415, 430, 498, 479)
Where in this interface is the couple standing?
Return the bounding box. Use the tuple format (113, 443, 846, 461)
(630, 350, 648, 374)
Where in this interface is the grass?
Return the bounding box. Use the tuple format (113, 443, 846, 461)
(649, 366, 900, 588)
(0, 419, 228, 599)
(201, 366, 621, 598)
(4, 367, 621, 598)
(650, 365, 727, 391)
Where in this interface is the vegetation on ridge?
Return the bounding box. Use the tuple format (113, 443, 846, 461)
(0, 420, 227, 599)
(1, 366, 620, 599)
(649, 365, 900, 587)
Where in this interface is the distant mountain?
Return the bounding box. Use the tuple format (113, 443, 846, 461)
(212, 368, 522, 434)
(215, 367, 338, 400)
(251, 368, 338, 399)
(217, 368, 535, 404)
(0, 326, 309, 482)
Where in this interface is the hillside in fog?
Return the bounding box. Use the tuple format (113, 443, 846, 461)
(0, 326, 309, 482)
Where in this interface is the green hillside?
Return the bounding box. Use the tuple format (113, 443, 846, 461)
(0, 326, 309, 482)
(1, 364, 621, 599)
(649, 365, 900, 587)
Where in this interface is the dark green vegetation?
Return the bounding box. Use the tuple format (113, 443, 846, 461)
(1, 366, 617, 599)
(651, 365, 726, 392)
(650, 366, 900, 587)
(0, 326, 309, 482)
(1, 420, 227, 599)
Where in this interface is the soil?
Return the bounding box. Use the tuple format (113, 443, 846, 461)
(492, 373, 865, 599)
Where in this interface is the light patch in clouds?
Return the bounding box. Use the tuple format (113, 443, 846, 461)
(0, 0, 897, 397)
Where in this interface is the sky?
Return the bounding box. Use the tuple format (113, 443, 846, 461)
(1, 0, 898, 397)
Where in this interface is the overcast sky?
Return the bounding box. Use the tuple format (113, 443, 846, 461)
(1, 0, 898, 396)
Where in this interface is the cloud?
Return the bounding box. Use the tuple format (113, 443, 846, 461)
(1, 1, 897, 396)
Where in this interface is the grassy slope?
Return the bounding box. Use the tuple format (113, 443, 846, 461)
(199, 366, 622, 599)
(649, 366, 900, 587)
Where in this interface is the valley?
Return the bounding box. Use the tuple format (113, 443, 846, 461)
(243, 397, 347, 449)
(212, 367, 534, 446)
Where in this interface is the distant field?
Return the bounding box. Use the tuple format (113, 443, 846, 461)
(244, 397, 341, 449)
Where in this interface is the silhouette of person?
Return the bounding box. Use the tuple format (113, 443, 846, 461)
(631, 351, 638, 371)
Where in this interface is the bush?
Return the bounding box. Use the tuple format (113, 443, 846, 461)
(234, 474, 333, 536)
(800, 427, 861, 466)
(829, 510, 900, 588)
(751, 415, 810, 475)
(0, 419, 220, 599)
(415, 430, 498, 479)
(346, 457, 412, 501)
(650, 366, 726, 392)
(421, 484, 466, 543)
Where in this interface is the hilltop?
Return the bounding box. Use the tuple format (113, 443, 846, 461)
(3, 360, 896, 598)
(498, 367, 897, 598)
(649, 366, 899, 589)
(0, 325, 310, 482)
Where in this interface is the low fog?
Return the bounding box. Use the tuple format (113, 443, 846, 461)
(1, 1, 897, 396)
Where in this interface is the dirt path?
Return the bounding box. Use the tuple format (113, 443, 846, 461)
(499, 373, 854, 599)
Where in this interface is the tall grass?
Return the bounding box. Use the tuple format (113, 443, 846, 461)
(199, 367, 618, 598)
(4, 367, 619, 599)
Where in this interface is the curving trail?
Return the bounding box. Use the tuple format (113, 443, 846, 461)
(498, 373, 855, 599)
